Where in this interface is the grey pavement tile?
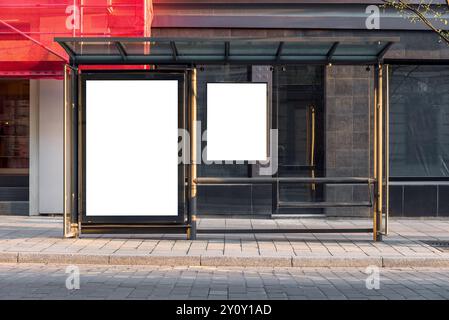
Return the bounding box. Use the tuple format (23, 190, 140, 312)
(3, 217, 449, 300)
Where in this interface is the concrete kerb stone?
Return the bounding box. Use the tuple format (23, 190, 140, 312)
(382, 257, 449, 268)
(109, 254, 201, 266)
(2, 251, 449, 267)
(200, 255, 293, 267)
(292, 256, 383, 268)
(0, 252, 18, 263)
(17, 252, 110, 265)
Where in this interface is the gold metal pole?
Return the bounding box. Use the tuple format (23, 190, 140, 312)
(63, 65, 69, 238)
(63, 65, 75, 238)
(310, 106, 316, 193)
(189, 68, 198, 240)
(385, 64, 390, 235)
(373, 65, 378, 241)
(374, 64, 384, 242)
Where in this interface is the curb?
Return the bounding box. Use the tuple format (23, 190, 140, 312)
(0, 252, 18, 263)
(200, 256, 292, 267)
(1, 252, 449, 268)
(110, 255, 201, 266)
(18, 252, 110, 265)
(381, 257, 449, 268)
(292, 257, 383, 268)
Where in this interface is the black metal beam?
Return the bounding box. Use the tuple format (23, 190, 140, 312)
(71, 55, 379, 66)
(115, 41, 128, 61)
(59, 41, 76, 61)
(377, 41, 394, 62)
(55, 36, 400, 44)
(225, 41, 230, 62)
(278, 201, 372, 208)
(70, 70, 79, 226)
(195, 177, 374, 184)
(170, 41, 179, 61)
(81, 224, 191, 234)
(275, 41, 284, 61)
(326, 41, 339, 63)
(81, 225, 374, 235)
(197, 228, 374, 234)
(384, 58, 449, 65)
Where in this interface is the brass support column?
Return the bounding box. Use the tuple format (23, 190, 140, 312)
(373, 64, 383, 242)
(63, 65, 71, 237)
(189, 68, 198, 240)
(373, 65, 378, 241)
(63, 65, 78, 238)
(385, 64, 390, 235)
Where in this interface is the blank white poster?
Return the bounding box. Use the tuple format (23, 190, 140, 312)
(207, 83, 268, 161)
(85, 80, 178, 216)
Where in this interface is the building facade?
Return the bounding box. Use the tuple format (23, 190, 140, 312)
(1, 0, 448, 218)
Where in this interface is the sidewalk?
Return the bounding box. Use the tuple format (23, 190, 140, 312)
(1, 216, 449, 268)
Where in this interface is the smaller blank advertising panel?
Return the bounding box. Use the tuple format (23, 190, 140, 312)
(85, 80, 178, 216)
(206, 83, 268, 161)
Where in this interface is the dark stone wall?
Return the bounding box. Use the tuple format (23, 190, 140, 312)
(151, 27, 448, 217)
(325, 66, 374, 217)
(152, 1, 449, 32)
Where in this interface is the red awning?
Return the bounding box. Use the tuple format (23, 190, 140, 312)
(0, 0, 153, 78)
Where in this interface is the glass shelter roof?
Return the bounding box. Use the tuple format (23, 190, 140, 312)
(55, 37, 396, 65)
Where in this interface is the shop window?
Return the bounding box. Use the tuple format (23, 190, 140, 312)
(0, 80, 29, 174)
(390, 65, 449, 177)
(196, 66, 257, 215)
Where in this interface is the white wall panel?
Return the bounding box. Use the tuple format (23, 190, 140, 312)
(38, 80, 63, 214)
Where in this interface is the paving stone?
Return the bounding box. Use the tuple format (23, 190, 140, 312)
(2, 216, 449, 268)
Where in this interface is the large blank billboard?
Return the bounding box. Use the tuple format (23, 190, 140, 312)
(207, 83, 268, 161)
(85, 80, 178, 216)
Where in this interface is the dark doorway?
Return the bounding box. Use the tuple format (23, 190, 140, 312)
(273, 66, 325, 215)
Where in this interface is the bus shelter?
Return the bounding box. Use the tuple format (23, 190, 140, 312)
(56, 36, 395, 241)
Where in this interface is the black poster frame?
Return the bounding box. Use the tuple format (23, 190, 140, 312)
(79, 70, 187, 225)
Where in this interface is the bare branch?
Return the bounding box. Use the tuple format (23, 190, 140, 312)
(382, 0, 449, 45)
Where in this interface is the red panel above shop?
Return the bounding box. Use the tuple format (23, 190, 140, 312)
(0, 0, 153, 78)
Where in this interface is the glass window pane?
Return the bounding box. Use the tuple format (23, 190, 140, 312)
(197, 65, 250, 178)
(281, 42, 332, 56)
(390, 65, 449, 177)
(230, 41, 279, 56)
(67, 42, 119, 55)
(0, 80, 29, 173)
(122, 41, 172, 56)
(176, 41, 224, 56)
(333, 42, 385, 56)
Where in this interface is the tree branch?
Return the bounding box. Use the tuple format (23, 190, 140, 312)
(383, 0, 449, 45)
